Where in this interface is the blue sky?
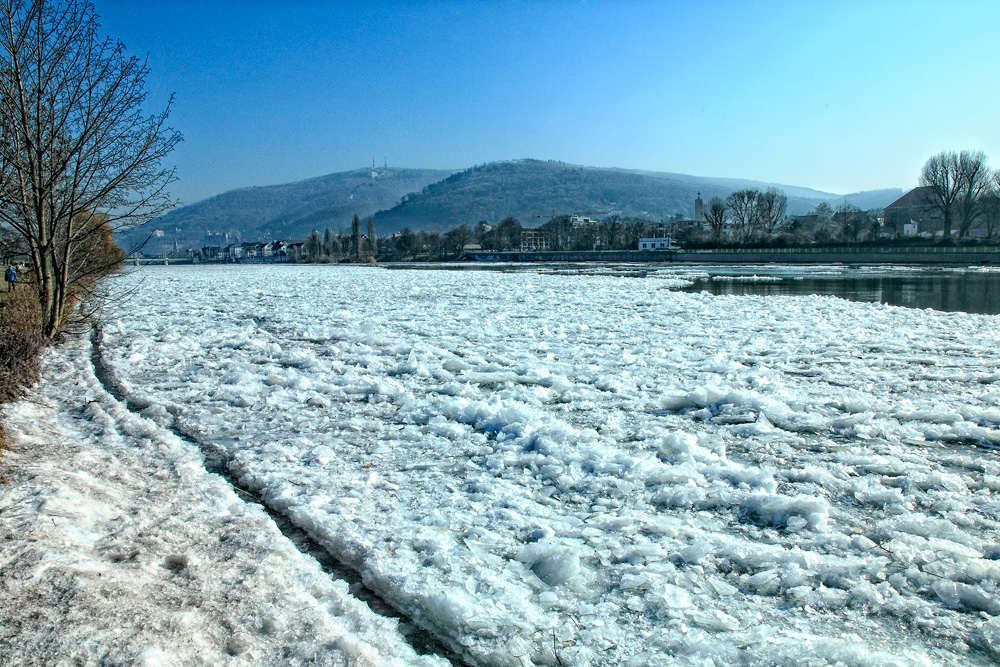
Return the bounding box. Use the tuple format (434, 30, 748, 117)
(98, 0, 1000, 206)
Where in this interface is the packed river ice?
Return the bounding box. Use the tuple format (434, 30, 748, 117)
(97, 264, 1000, 666)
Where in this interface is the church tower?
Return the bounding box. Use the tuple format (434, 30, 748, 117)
(695, 192, 704, 222)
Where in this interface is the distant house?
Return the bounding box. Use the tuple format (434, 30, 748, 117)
(638, 237, 674, 250)
(270, 241, 290, 261)
(242, 242, 259, 260)
(520, 228, 550, 251)
(642, 222, 674, 237)
(884, 187, 940, 237)
(198, 246, 222, 262)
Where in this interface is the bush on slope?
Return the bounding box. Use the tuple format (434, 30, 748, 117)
(0, 286, 43, 454)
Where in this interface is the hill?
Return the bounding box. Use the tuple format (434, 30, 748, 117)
(371, 160, 902, 234)
(826, 188, 904, 211)
(121, 161, 905, 253)
(622, 170, 902, 209)
(118, 167, 454, 255)
(614, 168, 841, 201)
(373, 160, 728, 233)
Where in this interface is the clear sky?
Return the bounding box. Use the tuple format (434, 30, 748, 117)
(97, 0, 1000, 206)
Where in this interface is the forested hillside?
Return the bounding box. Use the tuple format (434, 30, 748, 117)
(373, 160, 730, 233)
(122, 160, 903, 254)
(371, 160, 901, 234)
(118, 168, 453, 255)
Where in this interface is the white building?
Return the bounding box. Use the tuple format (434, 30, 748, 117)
(638, 237, 674, 250)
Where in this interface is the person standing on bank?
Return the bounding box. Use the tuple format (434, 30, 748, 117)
(5, 264, 17, 292)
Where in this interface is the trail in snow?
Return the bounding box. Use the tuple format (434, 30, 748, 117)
(0, 335, 449, 666)
(89, 328, 466, 665)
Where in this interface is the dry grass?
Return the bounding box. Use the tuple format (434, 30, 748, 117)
(0, 283, 42, 332)
(0, 328, 44, 403)
(0, 284, 45, 463)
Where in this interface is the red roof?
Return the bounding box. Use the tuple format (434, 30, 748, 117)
(885, 186, 933, 210)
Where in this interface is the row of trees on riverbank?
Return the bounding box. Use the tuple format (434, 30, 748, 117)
(299, 215, 377, 263)
(376, 215, 655, 260)
(685, 151, 1000, 247)
(681, 197, 883, 248)
(373, 206, 886, 261)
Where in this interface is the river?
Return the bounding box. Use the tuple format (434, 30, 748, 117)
(95, 263, 1000, 666)
(672, 264, 1000, 314)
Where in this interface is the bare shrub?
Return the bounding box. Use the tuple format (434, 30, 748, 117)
(0, 284, 45, 419)
(0, 283, 42, 332)
(0, 330, 43, 404)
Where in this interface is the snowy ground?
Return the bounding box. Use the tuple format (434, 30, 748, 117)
(0, 334, 447, 666)
(19, 263, 1000, 665)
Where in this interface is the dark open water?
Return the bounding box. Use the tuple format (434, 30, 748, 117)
(402, 263, 1000, 316)
(680, 266, 1000, 315)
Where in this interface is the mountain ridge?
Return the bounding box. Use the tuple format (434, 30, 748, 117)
(122, 159, 903, 253)
(370, 160, 902, 235)
(118, 167, 454, 255)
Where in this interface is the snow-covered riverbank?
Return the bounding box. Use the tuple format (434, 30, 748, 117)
(0, 335, 447, 666)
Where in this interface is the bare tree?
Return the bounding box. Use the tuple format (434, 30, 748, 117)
(600, 215, 622, 249)
(542, 215, 573, 251)
(919, 151, 989, 239)
(0, 0, 180, 338)
(704, 197, 727, 242)
(496, 216, 521, 250)
(366, 217, 377, 259)
(956, 151, 991, 237)
(444, 224, 472, 257)
(322, 228, 335, 260)
(474, 220, 490, 245)
(807, 202, 837, 241)
(982, 173, 1000, 239)
(304, 229, 322, 261)
(350, 214, 361, 260)
(337, 228, 348, 256)
(396, 227, 414, 257)
(757, 188, 787, 234)
(836, 203, 865, 243)
(726, 189, 760, 242)
(814, 202, 834, 220)
(323, 227, 343, 261)
(625, 220, 646, 248)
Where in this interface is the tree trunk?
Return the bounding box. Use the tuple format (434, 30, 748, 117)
(37, 248, 60, 338)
